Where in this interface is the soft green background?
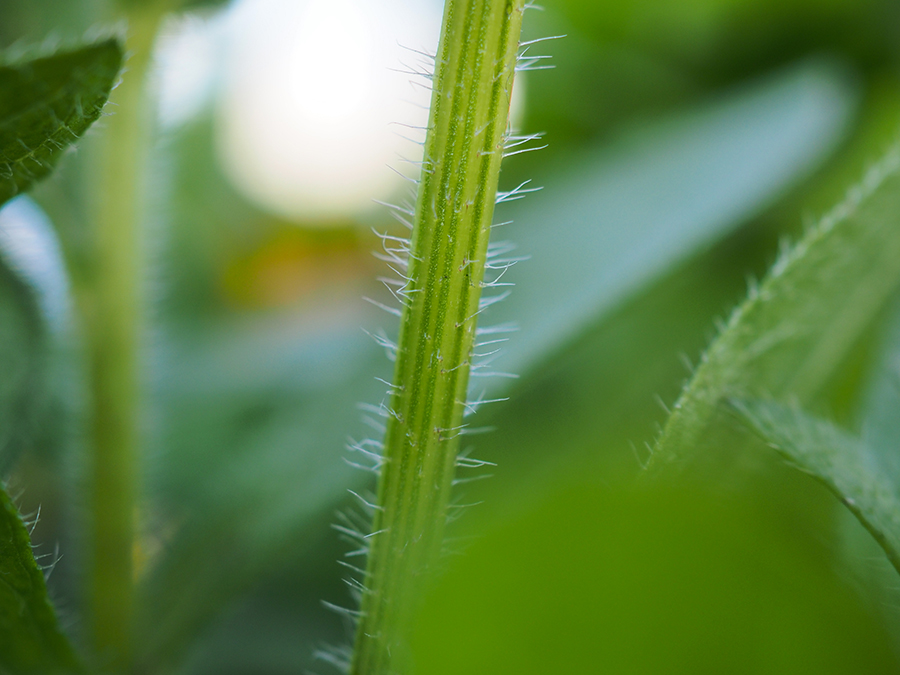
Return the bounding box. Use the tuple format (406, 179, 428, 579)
(1, 0, 900, 672)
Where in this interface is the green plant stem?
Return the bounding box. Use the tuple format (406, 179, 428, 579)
(80, 4, 169, 670)
(350, 1, 526, 672)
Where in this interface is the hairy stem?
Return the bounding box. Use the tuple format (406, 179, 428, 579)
(80, 4, 168, 669)
(350, 1, 526, 672)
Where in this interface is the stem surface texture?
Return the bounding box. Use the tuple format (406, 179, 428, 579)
(350, 1, 526, 672)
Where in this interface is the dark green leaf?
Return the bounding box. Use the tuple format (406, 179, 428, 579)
(0, 486, 83, 674)
(0, 39, 123, 208)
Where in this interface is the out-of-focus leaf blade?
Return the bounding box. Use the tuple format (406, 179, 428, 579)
(733, 398, 900, 575)
(492, 59, 855, 379)
(409, 479, 900, 673)
(157, 59, 857, 408)
(0, 486, 83, 674)
(0, 196, 74, 472)
(142, 60, 857, 669)
(833, 295, 900, 644)
(0, 245, 44, 473)
(860, 296, 900, 475)
(0, 39, 123, 208)
(650, 144, 900, 470)
(139, 322, 384, 672)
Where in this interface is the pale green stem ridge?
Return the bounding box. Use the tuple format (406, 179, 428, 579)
(349, 1, 526, 673)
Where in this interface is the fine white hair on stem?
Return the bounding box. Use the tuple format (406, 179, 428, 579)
(363, 328, 398, 361)
(321, 600, 365, 622)
(503, 130, 549, 159)
(40, 543, 63, 581)
(313, 643, 353, 674)
(348, 489, 383, 513)
(516, 50, 555, 72)
(496, 179, 543, 204)
(345, 437, 386, 475)
(363, 296, 402, 318)
(374, 376, 402, 392)
(22, 504, 42, 535)
(469, 366, 520, 380)
(455, 447, 497, 469)
(475, 325, 519, 345)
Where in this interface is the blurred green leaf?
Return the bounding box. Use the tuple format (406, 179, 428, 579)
(551, 0, 891, 75)
(0, 486, 83, 675)
(0, 246, 45, 473)
(492, 59, 855, 380)
(141, 60, 859, 671)
(650, 142, 900, 471)
(860, 296, 900, 471)
(139, 322, 384, 672)
(830, 296, 900, 644)
(0, 39, 123, 208)
(0, 199, 78, 477)
(408, 480, 899, 674)
(733, 398, 900, 574)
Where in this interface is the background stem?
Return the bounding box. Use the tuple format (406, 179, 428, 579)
(350, 1, 525, 673)
(81, 5, 168, 670)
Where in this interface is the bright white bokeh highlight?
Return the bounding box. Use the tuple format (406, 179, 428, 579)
(155, 13, 224, 129)
(0, 197, 71, 333)
(216, 0, 443, 222)
(153, 0, 528, 223)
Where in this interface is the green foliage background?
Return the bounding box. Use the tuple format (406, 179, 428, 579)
(1, 0, 900, 672)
